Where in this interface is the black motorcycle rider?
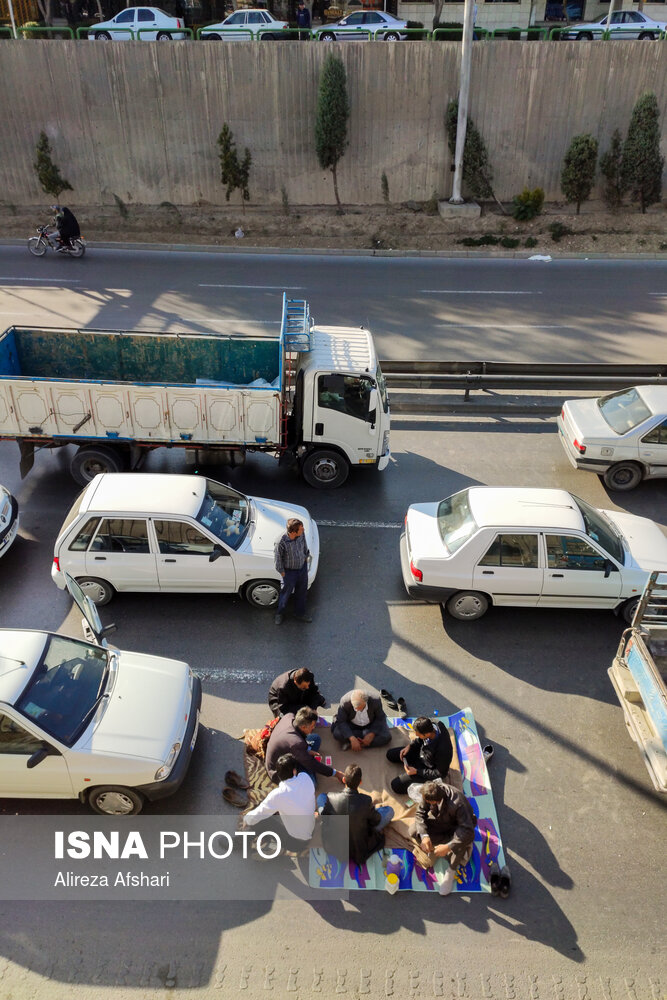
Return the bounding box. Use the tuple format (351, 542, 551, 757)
(51, 205, 80, 250)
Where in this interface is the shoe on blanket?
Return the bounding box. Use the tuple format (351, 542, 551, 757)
(222, 787, 248, 808)
(486, 859, 502, 896)
(225, 769, 250, 790)
(397, 697, 408, 717)
(380, 689, 399, 710)
(499, 864, 511, 898)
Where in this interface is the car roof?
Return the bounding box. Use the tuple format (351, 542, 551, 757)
(635, 384, 667, 413)
(81, 474, 206, 517)
(467, 487, 584, 531)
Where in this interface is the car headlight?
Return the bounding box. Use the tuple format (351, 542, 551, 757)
(154, 742, 181, 781)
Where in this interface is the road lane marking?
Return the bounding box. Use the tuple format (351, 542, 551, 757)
(420, 289, 541, 294)
(0, 277, 81, 283)
(435, 323, 567, 330)
(318, 520, 401, 529)
(199, 284, 304, 289)
(194, 667, 271, 682)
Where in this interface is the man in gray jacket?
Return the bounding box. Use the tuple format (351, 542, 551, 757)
(331, 689, 391, 752)
(274, 517, 311, 626)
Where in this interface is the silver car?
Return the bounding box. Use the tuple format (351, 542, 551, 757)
(89, 6, 187, 40)
(560, 10, 667, 39)
(201, 9, 289, 40)
(316, 10, 407, 41)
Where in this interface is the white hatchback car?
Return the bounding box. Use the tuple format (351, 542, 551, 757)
(0, 574, 201, 815)
(558, 385, 667, 491)
(0, 484, 19, 558)
(400, 486, 667, 622)
(89, 6, 186, 40)
(51, 473, 319, 608)
(200, 9, 289, 40)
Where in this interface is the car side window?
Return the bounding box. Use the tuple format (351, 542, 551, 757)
(545, 535, 607, 571)
(227, 11, 245, 22)
(641, 419, 667, 445)
(247, 12, 262, 23)
(626, 12, 642, 22)
(260, 11, 270, 21)
(610, 12, 622, 22)
(0, 713, 44, 755)
(138, 9, 155, 20)
(366, 12, 382, 22)
(90, 518, 150, 554)
(347, 12, 364, 23)
(68, 517, 100, 552)
(115, 9, 135, 21)
(479, 534, 539, 568)
(154, 520, 216, 556)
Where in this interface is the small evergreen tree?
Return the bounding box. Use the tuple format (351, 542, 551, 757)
(560, 134, 598, 215)
(33, 131, 72, 200)
(315, 54, 349, 211)
(599, 129, 625, 212)
(217, 124, 252, 212)
(620, 92, 663, 214)
(445, 100, 505, 212)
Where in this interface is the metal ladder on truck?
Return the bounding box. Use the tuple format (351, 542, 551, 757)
(279, 294, 312, 453)
(632, 571, 667, 628)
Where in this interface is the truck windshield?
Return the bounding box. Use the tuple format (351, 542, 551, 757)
(196, 479, 250, 550)
(437, 490, 478, 554)
(375, 365, 389, 413)
(573, 495, 624, 564)
(16, 636, 109, 747)
(597, 388, 652, 435)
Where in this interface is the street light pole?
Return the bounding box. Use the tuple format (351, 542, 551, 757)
(449, 0, 475, 204)
(7, 0, 18, 38)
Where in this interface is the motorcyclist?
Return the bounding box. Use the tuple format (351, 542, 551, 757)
(51, 205, 80, 250)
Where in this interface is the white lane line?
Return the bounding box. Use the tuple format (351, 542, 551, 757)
(0, 277, 81, 283)
(318, 520, 401, 529)
(194, 667, 271, 683)
(421, 289, 541, 294)
(199, 284, 304, 289)
(174, 319, 280, 326)
(435, 323, 566, 330)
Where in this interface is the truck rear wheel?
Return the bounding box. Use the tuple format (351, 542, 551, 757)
(301, 449, 349, 489)
(70, 445, 127, 486)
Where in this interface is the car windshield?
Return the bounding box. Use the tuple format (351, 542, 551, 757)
(573, 495, 624, 564)
(597, 388, 652, 435)
(436, 490, 478, 554)
(195, 478, 250, 550)
(16, 635, 109, 747)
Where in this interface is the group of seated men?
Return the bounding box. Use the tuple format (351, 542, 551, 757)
(244, 668, 476, 888)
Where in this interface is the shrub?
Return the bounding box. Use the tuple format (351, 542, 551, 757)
(457, 234, 500, 247)
(315, 54, 349, 211)
(424, 190, 439, 215)
(620, 92, 663, 214)
(500, 237, 520, 248)
(548, 222, 573, 243)
(445, 100, 501, 207)
(33, 131, 73, 199)
(599, 129, 625, 212)
(561, 133, 598, 214)
(381, 172, 389, 204)
(281, 186, 290, 216)
(512, 188, 544, 221)
(524, 236, 538, 248)
(217, 124, 252, 212)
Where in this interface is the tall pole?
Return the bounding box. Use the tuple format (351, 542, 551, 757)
(449, 0, 475, 204)
(7, 0, 18, 38)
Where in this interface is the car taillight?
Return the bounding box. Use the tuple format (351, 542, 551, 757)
(53, 556, 60, 572)
(560, 407, 565, 420)
(410, 560, 422, 582)
(176, 18, 182, 26)
(573, 439, 586, 454)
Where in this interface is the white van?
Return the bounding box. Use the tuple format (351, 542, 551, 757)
(51, 473, 319, 608)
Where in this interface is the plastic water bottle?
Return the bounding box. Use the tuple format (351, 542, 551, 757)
(433, 709, 439, 717)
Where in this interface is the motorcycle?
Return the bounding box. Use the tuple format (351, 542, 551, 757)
(28, 225, 86, 258)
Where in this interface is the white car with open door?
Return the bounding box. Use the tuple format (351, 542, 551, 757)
(0, 574, 201, 815)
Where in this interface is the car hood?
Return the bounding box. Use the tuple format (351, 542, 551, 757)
(406, 502, 444, 557)
(84, 650, 191, 762)
(602, 509, 667, 572)
(246, 498, 316, 557)
(563, 397, 616, 439)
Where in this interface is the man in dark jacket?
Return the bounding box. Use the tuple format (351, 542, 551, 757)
(268, 667, 326, 718)
(265, 707, 344, 785)
(318, 764, 394, 866)
(386, 716, 453, 794)
(51, 205, 80, 248)
(331, 689, 391, 751)
(274, 517, 311, 626)
(412, 779, 476, 893)
(296, 0, 311, 38)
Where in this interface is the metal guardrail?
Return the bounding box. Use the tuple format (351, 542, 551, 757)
(381, 361, 667, 401)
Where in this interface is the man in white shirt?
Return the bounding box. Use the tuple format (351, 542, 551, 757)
(331, 689, 391, 752)
(243, 753, 316, 852)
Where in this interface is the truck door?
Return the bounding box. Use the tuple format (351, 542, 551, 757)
(311, 374, 378, 462)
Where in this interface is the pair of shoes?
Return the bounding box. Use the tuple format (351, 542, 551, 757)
(274, 613, 283, 625)
(487, 859, 502, 896)
(294, 614, 312, 623)
(340, 739, 351, 751)
(225, 769, 249, 790)
(397, 697, 408, 717)
(380, 689, 398, 710)
(222, 786, 248, 808)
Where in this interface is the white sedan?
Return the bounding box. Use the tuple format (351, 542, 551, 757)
(0, 574, 201, 815)
(89, 6, 187, 40)
(200, 9, 289, 40)
(558, 385, 667, 490)
(560, 10, 667, 39)
(400, 486, 667, 622)
(0, 484, 19, 558)
(315, 10, 407, 40)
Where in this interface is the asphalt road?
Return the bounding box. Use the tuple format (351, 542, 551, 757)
(0, 246, 666, 362)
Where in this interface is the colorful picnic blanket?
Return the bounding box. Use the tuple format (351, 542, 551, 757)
(308, 708, 505, 893)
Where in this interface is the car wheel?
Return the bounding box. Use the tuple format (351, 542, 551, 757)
(384, 31, 399, 40)
(244, 579, 280, 609)
(620, 597, 640, 625)
(157, 31, 172, 40)
(638, 32, 654, 39)
(577, 31, 593, 39)
(260, 32, 274, 40)
(28, 236, 47, 256)
(95, 30, 112, 40)
(88, 786, 144, 816)
(69, 445, 128, 486)
(205, 32, 221, 39)
(602, 462, 643, 492)
(446, 591, 489, 621)
(319, 31, 336, 41)
(301, 449, 349, 489)
(75, 577, 115, 606)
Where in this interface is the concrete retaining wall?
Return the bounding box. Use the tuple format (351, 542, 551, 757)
(0, 40, 665, 206)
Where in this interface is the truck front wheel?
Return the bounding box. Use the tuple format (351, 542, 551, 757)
(70, 445, 127, 485)
(301, 449, 349, 489)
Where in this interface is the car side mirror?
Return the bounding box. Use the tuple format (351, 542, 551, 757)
(27, 744, 61, 769)
(209, 544, 227, 562)
(604, 559, 616, 578)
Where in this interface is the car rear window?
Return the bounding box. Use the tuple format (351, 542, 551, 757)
(597, 388, 652, 435)
(437, 490, 478, 554)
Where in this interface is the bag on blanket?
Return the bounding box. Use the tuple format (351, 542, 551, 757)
(243, 717, 280, 759)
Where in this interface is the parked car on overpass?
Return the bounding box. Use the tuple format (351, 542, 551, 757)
(314, 10, 408, 40)
(560, 10, 667, 39)
(200, 9, 289, 39)
(88, 6, 187, 40)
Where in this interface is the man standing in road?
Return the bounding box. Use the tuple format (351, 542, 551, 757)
(274, 517, 312, 625)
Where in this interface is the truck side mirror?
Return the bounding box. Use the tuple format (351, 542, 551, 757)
(367, 388, 378, 424)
